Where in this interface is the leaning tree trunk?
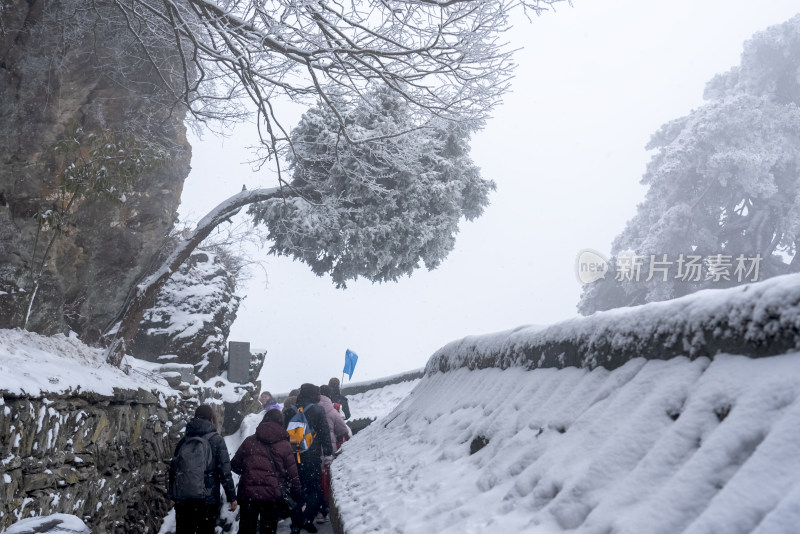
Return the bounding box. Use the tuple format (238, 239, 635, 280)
(104, 187, 284, 367)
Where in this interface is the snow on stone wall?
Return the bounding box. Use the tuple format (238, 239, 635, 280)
(0, 329, 261, 533)
(334, 274, 800, 533)
(427, 272, 800, 374)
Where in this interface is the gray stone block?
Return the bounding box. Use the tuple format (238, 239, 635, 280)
(228, 342, 251, 384)
(159, 363, 195, 386)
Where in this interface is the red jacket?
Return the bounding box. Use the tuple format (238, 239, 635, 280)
(231, 421, 301, 501)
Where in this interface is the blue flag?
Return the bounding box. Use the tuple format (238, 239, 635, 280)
(343, 349, 359, 380)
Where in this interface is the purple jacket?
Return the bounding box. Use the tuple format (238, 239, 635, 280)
(319, 395, 349, 450)
(231, 421, 301, 501)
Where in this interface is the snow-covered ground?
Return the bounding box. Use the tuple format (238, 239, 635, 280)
(0, 329, 173, 397)
(346, 379, 421, 422)
(3, 513, 90, 534)
(0, 328, 253, 405)
(333, 354, 800, 533)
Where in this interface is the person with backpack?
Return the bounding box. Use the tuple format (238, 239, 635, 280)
(169, 405, 237, 534)
(327, 377, 351, 420)
(288, 383, 332, 534)
(231, 409, 302, 534)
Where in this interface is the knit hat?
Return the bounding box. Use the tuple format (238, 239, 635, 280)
(195, 404, 214, 422)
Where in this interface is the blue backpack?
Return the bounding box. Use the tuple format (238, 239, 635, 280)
(287, 404, 316, 462)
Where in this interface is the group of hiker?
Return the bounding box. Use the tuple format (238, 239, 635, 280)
(168, 378, 352, 534)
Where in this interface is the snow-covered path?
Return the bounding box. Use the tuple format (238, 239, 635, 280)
(275, 517, 335, 534)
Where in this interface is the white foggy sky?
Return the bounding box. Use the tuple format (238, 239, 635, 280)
(178, 0, 800, 393)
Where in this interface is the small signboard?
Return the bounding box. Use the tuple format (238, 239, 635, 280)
(228, 341, 251, 384)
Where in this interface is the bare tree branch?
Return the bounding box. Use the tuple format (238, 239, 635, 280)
(97, 0, 566, 162)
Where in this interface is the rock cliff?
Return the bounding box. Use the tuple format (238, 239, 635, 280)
(0, 0, 191, 342)
(132, 248, 243, 382)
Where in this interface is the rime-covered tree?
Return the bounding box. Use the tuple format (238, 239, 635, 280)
(76, 0, 568, 366)
(105, 88, 493, 365)
(578, 14, 800, 315)
(250, 89, 494, 287)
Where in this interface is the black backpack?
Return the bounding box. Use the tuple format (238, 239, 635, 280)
(169, 431, 215, 501)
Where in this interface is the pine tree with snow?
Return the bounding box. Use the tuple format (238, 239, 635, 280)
(104, 89, 494, 365)
(249, 89, 495, 287)
(578, 14, 800, 315)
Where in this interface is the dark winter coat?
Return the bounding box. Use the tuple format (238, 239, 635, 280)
(173, 417, 237, 504)
(231, 421, 302, 502)
(299, 403, 333, 459)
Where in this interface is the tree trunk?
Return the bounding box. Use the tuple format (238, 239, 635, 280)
(104, 187, 285, 367)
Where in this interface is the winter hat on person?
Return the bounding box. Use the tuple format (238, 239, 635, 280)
(328, 377, 340, 390)
(299, 383, 321, 404)
(283, 396, 297, 409)
(195, 404, 214, 422)
(320, 384, 332, 399)
(263, 408, 284, 425)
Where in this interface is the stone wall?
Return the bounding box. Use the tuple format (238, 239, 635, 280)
(427, 272, 800, 375)
(0, 388, 181, 533)
(0, 381, 260, 534)
(339, 370, 424, 397)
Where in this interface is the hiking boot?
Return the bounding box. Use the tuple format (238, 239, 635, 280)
(302, 521, 318, 533)
(290, 528, 301, 534)
(315, 513, 329, 524)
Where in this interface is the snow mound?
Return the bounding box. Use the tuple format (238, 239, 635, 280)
(4, 513, 90, 534)
(334, 354, 800, 533)
(346, 379, 421, 422)
(0, 329, 172, 397)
